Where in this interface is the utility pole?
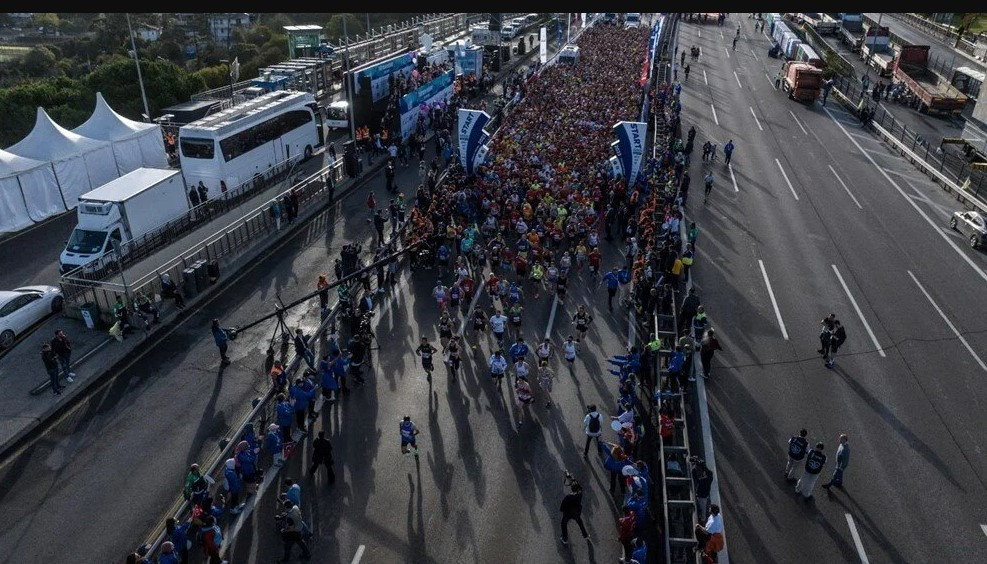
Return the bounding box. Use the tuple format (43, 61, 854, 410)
(126, 13, 152, 122)
(864, 12, 883, 84)
(343, 16, 356, 143)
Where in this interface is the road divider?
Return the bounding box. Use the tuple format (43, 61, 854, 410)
(831, 264, 886, 357)
(758, 259, 789, 340)
(907, 270, 987, 371)
(774, 158, 800, 200)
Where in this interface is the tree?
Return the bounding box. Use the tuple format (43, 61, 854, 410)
(325, 14, 366, 41)
(33, 13, 60, 33)
(954, 13, 985, 47)
(21, 46, 59, 78)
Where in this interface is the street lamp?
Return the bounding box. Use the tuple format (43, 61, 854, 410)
(220, 59, 236, 106)
(126, 13, 152, 123)
(342, 16, 357, 143)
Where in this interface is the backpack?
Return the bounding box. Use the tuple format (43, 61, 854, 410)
(587, 413, 601, 434)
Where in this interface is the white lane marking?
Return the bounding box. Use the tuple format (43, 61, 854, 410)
(729, 163, 739, 192)
(698, 29, 701, 38)
(750, 106, 763, 131)
(832, 264, 886, 358)
(724, 46, 731, 58)
(774, 158, 800, 200)
(544, 295, 559, 340)
(352, 545, 367, 564)
(788, 110, 808, 135)
(828, 164, 863, 209)
(751, 48, 759, 62)
(703, 68, 709, 85)
(823, 106, 987, 285)
(766, 72, 776, 89)
(734, 70, 743, 88)
(758, 259, 789, 340)
(720, 30, 725, 40)
(711, 103, 719, 126)
(908, 271, 987, 372)
(981, 523, 987, 538)
(845, 514, 871, 564)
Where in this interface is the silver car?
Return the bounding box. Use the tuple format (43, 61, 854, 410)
(949, 210, 987, 249)
(0, 285, 64, 349)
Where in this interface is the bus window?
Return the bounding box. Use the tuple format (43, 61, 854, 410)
(219, 110, 312, 162)
(180, 137, 216, 159)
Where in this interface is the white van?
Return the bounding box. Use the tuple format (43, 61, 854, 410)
(325, 100, 349, 129)
(501, 24, 517, 40)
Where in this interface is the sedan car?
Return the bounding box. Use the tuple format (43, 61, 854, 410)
(0, 285, 64, 349)
(949, 210, 987, 249)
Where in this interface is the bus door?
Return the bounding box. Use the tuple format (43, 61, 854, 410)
(313, 107, 326, 148)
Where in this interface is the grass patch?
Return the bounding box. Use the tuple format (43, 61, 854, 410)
(0, 45, 30, 62)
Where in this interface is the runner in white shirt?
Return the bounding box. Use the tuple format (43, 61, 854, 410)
(536, 338, 553, 362)
(514, 359, 530, 380)
(563, 336, 578, 366)
(489, 350, 508, 388)
(490, 310, 508, 346)
(433, 282, 448, 310)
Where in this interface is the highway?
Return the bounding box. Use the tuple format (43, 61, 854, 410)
(682, 15, 987, 563)
(863, 13, 986, 75)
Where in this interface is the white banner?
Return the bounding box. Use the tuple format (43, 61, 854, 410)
(540, 26, 547, 64)
(582, 13, 587, 28)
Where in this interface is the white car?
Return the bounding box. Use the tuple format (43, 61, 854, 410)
(0, 285, 64, 349)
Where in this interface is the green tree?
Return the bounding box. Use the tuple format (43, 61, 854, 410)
(325, 14, 366, 41)
(21, 45, 59, 78)
(33, 13, 61, 33)
(0, 76, 89, 146)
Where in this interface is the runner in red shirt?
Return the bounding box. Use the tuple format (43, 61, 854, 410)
(588, 247, 602, 279)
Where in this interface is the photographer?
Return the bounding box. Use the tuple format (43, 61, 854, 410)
(559, 472, 589, 545)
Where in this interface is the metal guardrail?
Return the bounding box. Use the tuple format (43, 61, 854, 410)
(831, 74, 987, 204)
(882, 13, 983, 59)
(60, 156, 303, 291)
(59, 161, 345, 324)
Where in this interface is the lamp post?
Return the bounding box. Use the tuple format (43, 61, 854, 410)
(343, 16, 356, 143)
(220, 59, 236, 106)
(864, 12, 883, 84)
(126, 13, 152, 122)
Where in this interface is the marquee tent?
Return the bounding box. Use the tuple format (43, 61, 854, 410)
(0, 149, 65, 232)
(6, 107, 120, 208)
(73, 92, 167, 175)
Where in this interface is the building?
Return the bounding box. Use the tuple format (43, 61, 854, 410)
(137, 24, 161, 42)
(208, 13, 253, 45)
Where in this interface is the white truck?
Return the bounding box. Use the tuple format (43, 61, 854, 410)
(625, 13, 642, 28)
(59, 168, 188, 274)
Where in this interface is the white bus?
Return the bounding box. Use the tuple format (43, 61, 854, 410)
(325, 100, 349, 129)
(178, 90, 324, 192)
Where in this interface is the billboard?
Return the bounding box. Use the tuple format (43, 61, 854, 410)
(611, 121, 647, 187)
(399, 70, 455, 139)
(351, 52, 416, 103)
(458, 109, 492, 176)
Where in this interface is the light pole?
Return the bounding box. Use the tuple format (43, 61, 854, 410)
(343, 16, 356, 144)
(220, 59, 236, 106)
(126, 13, 152, 122)
(864, 12, 883, 85)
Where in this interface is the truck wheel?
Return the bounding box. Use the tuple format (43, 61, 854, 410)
(972, 235, 981, 249)
(949, 217, 958, 230)
(304, 145, 313, 161)
(0, 329, 14, 349)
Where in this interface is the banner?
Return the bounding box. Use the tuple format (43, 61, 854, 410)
(582, 13, 587, 28)
(455, 46, 483, 79)
(458, 109, 491, 176)
(611, 121, 647, 187)
(398, 70, 455, 140)
(352, 53, 416, 103)
(540, 26, 547, 64)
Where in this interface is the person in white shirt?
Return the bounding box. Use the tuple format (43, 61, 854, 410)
(514, 358, 530, 380)
(536, 338, 553, 362)
(489, 350, 508, 388)
(563, 336, 578, 366)
(490, 310, 508, 346)
(694, 504, 724, 557)
(582, 404, 603, 456)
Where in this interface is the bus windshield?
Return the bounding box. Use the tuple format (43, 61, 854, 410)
(180, 137, 216, 159)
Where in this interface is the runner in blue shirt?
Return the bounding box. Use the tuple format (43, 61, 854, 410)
(602, 267, 621, 312)
(400, 416, 420, 457)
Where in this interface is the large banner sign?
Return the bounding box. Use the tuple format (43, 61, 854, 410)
(456, 46, 484, 79)
(540, 26, 548, 64)
(399, 70, 455, 140)
(353, 53, 416, 102)
(458, 109, 491, 176)
(611, 121, 647, 187)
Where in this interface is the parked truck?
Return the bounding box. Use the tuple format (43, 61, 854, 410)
(861, 41, 896, 77)
(798, 13, 840, 35)
(893, 45, 969, 115)
(59, 168, 188, 274)
(781, 61, 823, 103)
(839, 14, 865, 52)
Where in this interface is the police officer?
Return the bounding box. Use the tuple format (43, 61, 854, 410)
(795, 442, 827, 501)
(784, 428, 809, 481)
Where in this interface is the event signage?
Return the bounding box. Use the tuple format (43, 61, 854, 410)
(611, 121, 647, 187)
(353, 53, 416, 102)
(398, 70, 455, 140)
(458, 109, 491, 176)
(540, 26, 547, 64)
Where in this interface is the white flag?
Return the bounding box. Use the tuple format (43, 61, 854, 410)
(230, 57, 240, 81)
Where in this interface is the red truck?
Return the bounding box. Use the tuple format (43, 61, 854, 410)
(781, 61, 823, 103)
(893, 45, 968, 115)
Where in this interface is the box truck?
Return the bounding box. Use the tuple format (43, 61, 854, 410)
(781, 61, 823, 104)
(59, 168, 188, 274)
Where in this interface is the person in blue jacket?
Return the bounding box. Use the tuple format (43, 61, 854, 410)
(223, 458, 245, 514)
(331, 350, 350, 394)
(164, 517, 190, 564)
(630, 537, 647, 563)
(276, 394, 294, 442)
(598, 439, 633, 494)
(617, 265, 632, 306)
(508, 337, 529, 363)
(320, 354, 340, 403)
(601, 267, 621, 311)
(211, 319, 231, 366)
(300, 371, 318, 419)
(236, 439, 258, 493)
(241, 422, 260, 453)
(289, 378, 313, 435)
(265, 423, 284, 467)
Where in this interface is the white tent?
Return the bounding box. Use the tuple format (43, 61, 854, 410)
(73, 92, 168, 175)
(6, 107, 120, 208)
(0, 149, 65, 232)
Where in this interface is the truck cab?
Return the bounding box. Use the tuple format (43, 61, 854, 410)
(625, 13, 642, 28)
(60, 202, 127, 274)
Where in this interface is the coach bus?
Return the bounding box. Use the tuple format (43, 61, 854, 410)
(178, 90, 324, 193)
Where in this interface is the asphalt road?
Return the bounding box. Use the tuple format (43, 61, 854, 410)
(681, 15, 987, 564)
(0, 32, 583, 563)
(863, 13, 986, 75)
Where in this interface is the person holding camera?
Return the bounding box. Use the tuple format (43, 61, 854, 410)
(559, 473, 589, 545)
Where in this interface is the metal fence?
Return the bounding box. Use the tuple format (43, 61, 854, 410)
(831, 73, 987, 200)
(60, 156, 306, 291)
(59, 161, 345, 324)
(876, 13, 984, 60)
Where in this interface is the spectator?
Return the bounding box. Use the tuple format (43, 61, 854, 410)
(50, 329, 75, 382)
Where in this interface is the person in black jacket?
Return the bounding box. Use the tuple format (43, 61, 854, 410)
(309, 431, 335, 484)
(42, 343, 63, 395)
(691, 457, 714, 522)
(559, 477, 589, 544)
(826, 321, 847, 369)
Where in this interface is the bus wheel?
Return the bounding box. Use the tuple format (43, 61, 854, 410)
(304, 145, 313, 161)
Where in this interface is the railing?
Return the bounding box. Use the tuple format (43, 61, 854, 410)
(879, 13, 983, 59)
(831, 73, 987, 202)
(59, 161, 345, 323)
(60, 156, 304, 292)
